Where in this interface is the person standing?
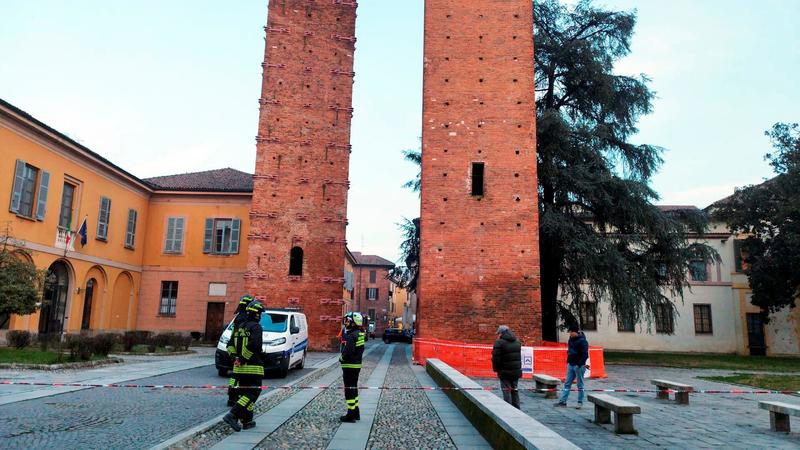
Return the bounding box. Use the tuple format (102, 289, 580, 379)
(491, 325, 522, 409)
(222, 300, 265, 432)
(554, 324, 589, 409)
(339, 312, 366, 423)
(227, 295, 254, 407)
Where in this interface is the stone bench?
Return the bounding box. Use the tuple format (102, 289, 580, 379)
(587, 393, 641, 435)
(533, 374, 560, 399)
(759, 401, 800, 432)
(650, 379, 693, 405)
(426, 359, 582, 450)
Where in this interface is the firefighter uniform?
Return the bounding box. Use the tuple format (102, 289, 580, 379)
(227, 295, 254, 407)
(340, 312, 366, 423)
(222, 301, 264, 432)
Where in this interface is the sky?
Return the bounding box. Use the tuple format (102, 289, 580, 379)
(1, 1, 797, 262)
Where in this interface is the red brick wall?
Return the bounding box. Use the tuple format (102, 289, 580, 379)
(138, 267, 246, 333)
(352, 265, 392, 335)
(246, 0, 357, 350)
(418, 1, 541, 345)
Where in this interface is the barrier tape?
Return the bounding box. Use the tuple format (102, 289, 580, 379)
(1, 381, 798, 395)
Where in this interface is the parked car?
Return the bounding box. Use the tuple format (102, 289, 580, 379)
(216, 309, 308, 378)
(382, 328, 413, 344)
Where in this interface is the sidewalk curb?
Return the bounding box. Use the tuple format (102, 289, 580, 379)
(149, 354, 342, 450)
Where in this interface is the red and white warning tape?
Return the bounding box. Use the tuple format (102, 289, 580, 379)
(0, 380, 798, 395)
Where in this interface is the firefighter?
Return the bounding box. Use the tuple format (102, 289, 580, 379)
(339, 311, 366, 423)
(222, 300, 265, 432)
(227, 295, 254, 407)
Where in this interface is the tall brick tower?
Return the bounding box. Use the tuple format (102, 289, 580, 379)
(246, 0, 357, 350)
(417, 1, 541, 345)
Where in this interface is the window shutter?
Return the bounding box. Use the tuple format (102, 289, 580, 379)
(35, 171, 50, 220)
(97, 197, 110, 239)
(126, 209, 137, 247)
(203, 218, 213, 253)
(165, 217, 176, 252)
(230, 219, 241, 254)
(174, 217, 184, 252)
(375, 288, 379, 300)
(9, 160, 26, 213)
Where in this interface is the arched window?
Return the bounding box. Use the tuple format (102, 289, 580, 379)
(289, 247, 304, 276)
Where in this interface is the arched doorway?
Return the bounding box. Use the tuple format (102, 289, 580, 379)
(81, 278, 96, 330)
(39, 261, 70, 335)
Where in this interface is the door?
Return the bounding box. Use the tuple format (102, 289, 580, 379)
(205, 302, 226, 341)
(289, 315, 300, 365)
(81, 279, 95, 330)
(39, 261, 69, 335)
(746, 313, 766, 356)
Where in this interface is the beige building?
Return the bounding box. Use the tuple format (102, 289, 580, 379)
(559, 207, 800, 356)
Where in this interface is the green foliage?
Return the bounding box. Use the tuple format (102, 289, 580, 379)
(0, 248, 44, 319)
(534, 0, 716, 339)
(389, 218, 420, 294)
(65, 334, 94, 361)
(400, 149, 422, 195)
(714, 123, 800, 315)
(122, 330, 152, 351)
(92, 333, 119, 356)
(7, 330, 32, 349)
(604, 351, 800, 372)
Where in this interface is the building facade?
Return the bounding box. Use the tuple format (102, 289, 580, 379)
(418, 0, 541, 345)
(559, 211, 800, 356)
(349, 252, 395, 336)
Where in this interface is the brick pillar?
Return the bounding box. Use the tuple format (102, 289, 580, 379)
(417, 1, 541, 345)
(246, 0, 357, 351)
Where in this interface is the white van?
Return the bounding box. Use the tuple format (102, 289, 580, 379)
(215, 308, 309, 378)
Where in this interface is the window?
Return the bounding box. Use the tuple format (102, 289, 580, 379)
(125, 209, 138, 249)
(289, 246, 304, 275)
(689, 259, 708, 282)
(164, 217, 185, 254)
(366, 288, 378, 300)
(203, 218, 241, 255)
(734, 240, 746, 273)
(694, 304, 713, 334)
(9, 160, 49, 220)
(159, 281, 178, 316)
(369, 270, 377, 283)
(97, 197, 111, 240)
(579, 301, 597, 331)
(617, 314, 636, 332)
(471, 162, 485, 196)
(58, 183, 75, 229)
(655, 304, 674, 334)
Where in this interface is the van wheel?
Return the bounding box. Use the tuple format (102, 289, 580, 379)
(296, 351, 306, 370)
(277, 359, 290, 378)
(218, 368, 228, 377)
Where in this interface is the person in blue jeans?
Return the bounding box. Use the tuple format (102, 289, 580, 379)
(555, 324, 589, 409)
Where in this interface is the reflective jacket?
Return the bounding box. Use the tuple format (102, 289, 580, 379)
(339, 328, 365, 369)
(232, 316, 264, 376)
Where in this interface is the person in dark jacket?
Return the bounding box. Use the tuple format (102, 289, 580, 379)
(339, 311, 366, 423)
(555, 324, 589, 408)
(227, 295, 254, 407)
(222, 300, 265, 432)
(491, 325, 522, 409)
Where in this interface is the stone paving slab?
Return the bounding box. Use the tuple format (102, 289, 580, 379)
(474, 364, 800, 449)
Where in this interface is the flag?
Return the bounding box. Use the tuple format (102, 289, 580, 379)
(78, 217, 88, 247)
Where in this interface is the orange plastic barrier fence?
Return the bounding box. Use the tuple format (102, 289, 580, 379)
(413, 338, 607, 380)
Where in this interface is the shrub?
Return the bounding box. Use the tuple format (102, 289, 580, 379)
(154, 333, 173, 349)
(7, 330, 32, 349)
(93, 333, 118, 356)
(122, 331, 151, 351)
(37, 332, 58, 351)
(146, 336, 157, 353)
(65, 334, 93, 361)
(190, 331, 202, 342)
(173, 334, 192, 351)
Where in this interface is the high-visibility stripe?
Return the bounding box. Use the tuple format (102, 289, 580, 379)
(347, 404, 356, 410)
(237, 397, 248, 407)
(341, 363, 361, 369)
(228, 378, 235, 387)
(234, 364, 265, 375)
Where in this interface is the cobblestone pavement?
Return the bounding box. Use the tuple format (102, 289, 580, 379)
(475, 364, 800, 449)
(254, 347, 383, 449)
(0, 363, 313, 450)
(366, 345, 456, 450)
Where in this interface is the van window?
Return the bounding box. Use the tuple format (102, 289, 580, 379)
(290, 315, 297, 330)
(260, 313, 288, 332)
